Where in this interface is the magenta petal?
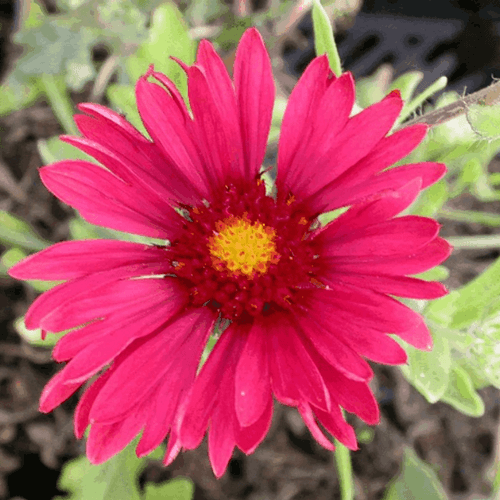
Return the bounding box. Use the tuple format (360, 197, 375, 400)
(298, 403, 336, 451)
(234, 321, 271, 427)
(8, 240, 168, 281)
(40, 161, 179, 238)
(313, 405, 358, 450)
(236, 398, 273, 454)
(327, 272, 448, 299)
(277, 55, 331, 179)
(233, 28, 275, 178)
(280, 72, 355, 192)
(323, 162, 446, 212)
(398, 318, 433, 350)
(297, 90, 403, 199)
(89, 308, 214, 424)
(39, 366, 83, 413)
(295, 314, 374, 381)
(320, 216, 440, 257)
(181, 326, 246, 450)
(86, 411, 146, 464)
(24, 264, 171, 330)
(269, 314, 331, 411)
(74, 370, 113, 439)
(324, 237, 452, 276)
(318, 179, 422, 238)
(187, 65, 243, 187)
(135, 77, 209, 199)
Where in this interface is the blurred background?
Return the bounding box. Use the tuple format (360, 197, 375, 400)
(1, 1, 500, 499)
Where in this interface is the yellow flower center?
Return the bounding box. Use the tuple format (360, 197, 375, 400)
(208, 215, 280, 278)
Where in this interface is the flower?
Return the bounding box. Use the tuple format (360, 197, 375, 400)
(9, 28, 451, 477)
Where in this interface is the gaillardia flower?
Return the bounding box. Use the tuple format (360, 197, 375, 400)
(10, 28, 451, 476)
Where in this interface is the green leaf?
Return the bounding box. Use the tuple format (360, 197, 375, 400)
(23, 0, 46, 30)
(106, 84, 149, 136)
(144, 478, 194, 500)
(0, 80, 42, 116)
(54, 440, 152, 500)
(383, 448, 448, 500)
(467, 102, 500, 140)
(128, 2, 195, 101)
(38, 136, 93, 165)
(14, 316, 67, 347)
(440, 365, 485, 417)
(312, 0, 342, 76)
(446, 257, 500, 329)
(0, 211, 50, 251)
(410, 179, 448, 217)
(415, 265, 449, 282)
(400, 330, 451, 403)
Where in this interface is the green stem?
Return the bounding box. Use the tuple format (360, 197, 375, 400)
(40, 74, 78, 136)
(335, 440, 355, 500)
(446, 235, 500, 249)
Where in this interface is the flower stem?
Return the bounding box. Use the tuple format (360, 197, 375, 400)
(334, 440, 355, 500)
(40, 74, 78, 136)
(446, 235, 500, 249)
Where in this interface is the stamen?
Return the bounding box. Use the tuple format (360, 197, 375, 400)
(208, 215, 280, 278)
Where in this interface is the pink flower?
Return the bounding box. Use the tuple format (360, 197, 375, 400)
(9, 28, 451, 477)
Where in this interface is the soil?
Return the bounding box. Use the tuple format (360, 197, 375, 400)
(1, 1, 500, 500)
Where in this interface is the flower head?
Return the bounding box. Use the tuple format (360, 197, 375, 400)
(9, 28, 451, 477)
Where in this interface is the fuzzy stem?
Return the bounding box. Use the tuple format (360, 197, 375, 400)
(399, 80, 500, 130)
(446, 235, 500, 249)
(335, 441, 355, 500)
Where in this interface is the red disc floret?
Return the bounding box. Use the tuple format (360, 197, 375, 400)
(167, 179, 319, 322)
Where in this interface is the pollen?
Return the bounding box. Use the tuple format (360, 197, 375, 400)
(208, 215, 280, 278)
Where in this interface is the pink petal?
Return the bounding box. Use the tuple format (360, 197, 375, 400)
(322, 236, 452, 276)
(74, 370, 113, 439)
(398, 318, 433, 351)
(135, 77, 209, 199)
(89, 308, 215, 424)
(312, 405, 358, 450)
(181, 326, 246, 450)
(39, 366, 84, 413)
(269, 314, 331, 411)
(8, 240, 168, 281)
(235, 398, 273, 454)
(279, 73, 355, 192)
(208, 375, 237, 478)
(303, 286, 425, 335)
(326, 272, 447, 299)
(318, 123, 428, 195)
(295, 313, 374, 381)
(317, 179, 422, 238)
(234, 320, 272, 427)
(233, 28, 275, 178)
(24, 263, 172, 330)
(78, 102, 147, 141)
(53, 293, 189, 386)
(86, 409, 147, 464)
(294, 90, 404, 199)
(277, 55, 332, 177)
(186, 65, 242, 187)
(298, 403, 336, 451)
(319, 216, 440, 257)
(314, 355, 380, 425)
(321, 162, 446, 212)
(40, 161, 180, 238)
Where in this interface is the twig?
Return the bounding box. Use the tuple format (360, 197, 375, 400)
(90, 54, 121, 103)
(400, 80, 500, 129)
